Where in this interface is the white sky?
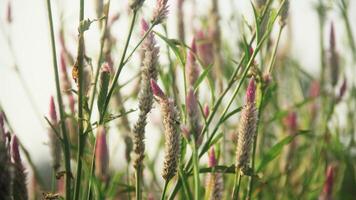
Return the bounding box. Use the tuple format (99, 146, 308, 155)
(0, 0, 355, 166)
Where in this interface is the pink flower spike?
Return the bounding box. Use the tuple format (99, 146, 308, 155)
(11, 135, 21, 163)
(323, 165, 335, 196)
(186, 88, 198, 118)
(208, 147, 217, 167)
(140, 18, 149, 36)
(203, 103, 210, 118)
(246, 78, 256, 104)
(95, 126, 109, 180)
(150, 79, 165, 99)
(49, 96, 57, 124)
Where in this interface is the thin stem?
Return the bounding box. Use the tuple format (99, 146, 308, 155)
(232, 171, 242, 200)
(73, 0, 86, 199)
(46, 0, 72, 198)
(192, 140, 200, 200)
(160, 180, 169, 200)
(340, 2, 356, 61)
(135, 165, 142, 200)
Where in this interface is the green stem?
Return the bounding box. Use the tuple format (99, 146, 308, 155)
(232, 171, 242, 200)
(341, 4, 356, 61)
(73, 0, 85, 199)
(46, 0, 72, 198)
(160, 181, 169, 200)
(192, 140, 200, 200)
(135, 165, 142, 200)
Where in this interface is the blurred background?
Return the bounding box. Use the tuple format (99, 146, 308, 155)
(0, 0, 355, 178)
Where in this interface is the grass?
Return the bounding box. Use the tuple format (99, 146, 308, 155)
(0, 0, 355, 199)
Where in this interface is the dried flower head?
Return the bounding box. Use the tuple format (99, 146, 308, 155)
(95, 126, 109, 181)
(152, 0, 169, 25)
(236, 78, 258, 174)
(11, 135, 28, 200)
(133, 19, 159, 170)
(151, 79, 180, 181)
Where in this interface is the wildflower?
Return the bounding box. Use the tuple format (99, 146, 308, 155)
(186, 88, 202, 145)
(319, 165, 335, 200)
(48, 96, 62, 171)
(95, 126, 109, 181)
(6, 0, 12, 24)
(196, 30, 214, 68)
(186, 38, 199, 87)
(279, 0, 289, 27)
(203, 103, 210, 118)
(152, 0, 169, 25)
(235, 78, 258, 174)
(11, 135, 28, 200)
(151, 79, 180, 181)
(329, 22, 339, 87)
(205, 147, 223, 200)
(132, 19, 159, 170)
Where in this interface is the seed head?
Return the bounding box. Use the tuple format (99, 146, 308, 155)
(48, 97, 62, 170)
(329, 22, 339, 87)
(186, 88, 202, 144)
(6, 1, 12, 24)
(236, 78, 258, 173)
(152, 0, 169, 25)
(152, 81, 180, 181)
(279, 0, 289, 27)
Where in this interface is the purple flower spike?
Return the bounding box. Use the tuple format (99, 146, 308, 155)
(150, 79, 165, 99)
(208, 147, 217, 167)
(11, 135, 21, 163)
(141, 18, 149, 36)
(49, 96, 57, 124)
(246, 78, 256, 104)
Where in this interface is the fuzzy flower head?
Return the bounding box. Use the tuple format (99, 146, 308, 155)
(152, 0, 169, 25)
(186, 88, 202, 144)
(236, 78, 258, 173)
(151, 79, 180, 181)
(246, 78, 256, 104)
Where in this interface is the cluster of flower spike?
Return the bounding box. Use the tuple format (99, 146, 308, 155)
(150, 79, 181, 181)
(132, 19, 159, 170)
(235, 78, 258, 174)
